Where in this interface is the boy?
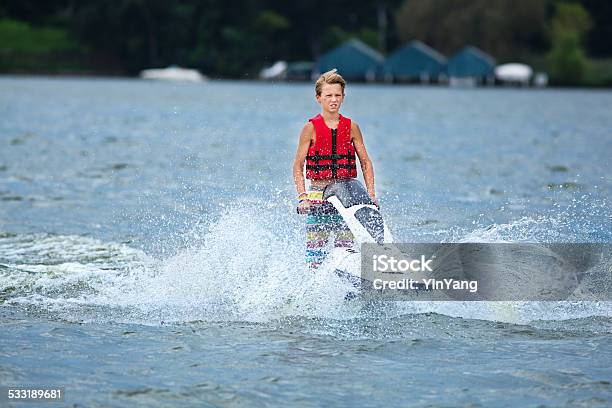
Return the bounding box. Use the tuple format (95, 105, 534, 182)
(292, 69, 378, 269)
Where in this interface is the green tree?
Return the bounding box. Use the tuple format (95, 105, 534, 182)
(0, 18, 82, 72)
(547, 2, 592, 85)
(394, 0, 547, 60)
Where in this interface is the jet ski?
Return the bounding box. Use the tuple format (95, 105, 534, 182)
(321, 180, 445, 300)
(319, 179, 393, 296)
(322, 179, 393, 244)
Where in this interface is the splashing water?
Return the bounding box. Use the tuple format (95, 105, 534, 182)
(1, 198, 610, 326)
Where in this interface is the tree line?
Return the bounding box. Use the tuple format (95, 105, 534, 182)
(0, 0, 610, 85)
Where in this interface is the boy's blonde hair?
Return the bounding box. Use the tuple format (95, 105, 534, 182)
(315, 69, 346, 96)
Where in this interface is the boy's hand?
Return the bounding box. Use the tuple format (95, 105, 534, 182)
(297, 199, 311, 214)
(370, 195, 379, 209)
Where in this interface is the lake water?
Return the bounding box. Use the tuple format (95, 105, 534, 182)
(0, 77, 610, 407)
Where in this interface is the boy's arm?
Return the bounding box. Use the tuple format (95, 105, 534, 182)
(292, 122, 314, 196)
(351, 121, 377, 203)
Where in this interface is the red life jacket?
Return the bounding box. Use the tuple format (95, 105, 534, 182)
(306, 114, 357, 180)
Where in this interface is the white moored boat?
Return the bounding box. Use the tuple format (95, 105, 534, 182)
(139, 65, 206, 82)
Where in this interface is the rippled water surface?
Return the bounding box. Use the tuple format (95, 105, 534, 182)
(0, 77, 611, 407)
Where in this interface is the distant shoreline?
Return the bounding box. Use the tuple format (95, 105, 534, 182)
(2, 73, 612, 89)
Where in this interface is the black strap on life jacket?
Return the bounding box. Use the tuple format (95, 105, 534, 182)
(306, 154, 354, 160)
(305, 164, 355, 170)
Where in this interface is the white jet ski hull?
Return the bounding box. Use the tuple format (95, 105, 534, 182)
(323, 179, 393, 245)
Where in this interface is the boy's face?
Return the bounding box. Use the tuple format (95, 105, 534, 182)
(316, 83, 344, 113)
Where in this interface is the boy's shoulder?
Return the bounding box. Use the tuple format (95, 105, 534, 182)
(301, 121, 315, 134)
